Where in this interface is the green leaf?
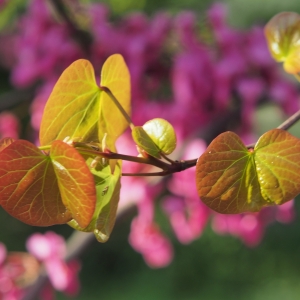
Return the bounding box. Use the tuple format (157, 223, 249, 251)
(254, 129, 300, 204)
(196, 129, 300, 214)
(50, 140, 97, 228)
(132, 126, 161, 158)
(0, 140, 72, 226)
(98, 54, 131, 150)
(68, 159, 122, 243)
(40, 54, 131, 150)
(39, 59, 100, 146)
(142, 118, 176, 155)
(264, 12, 300, 74)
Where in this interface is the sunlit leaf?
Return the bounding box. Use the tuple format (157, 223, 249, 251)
(50, 140, 97, 228)
(99, 54, 131, 150)
(68, 159, 122, 243)
(40, 59, 100, 146)
(132, 126, 161, 158)
(142, 118, 177, 155)
(0, 140, 71, 226)
(196, 132, 265, 213)
(264, 12, 300, 74)
(254, 129, 300, 204)
(40, 54, 131, 150)
(196, 129, 300, 214)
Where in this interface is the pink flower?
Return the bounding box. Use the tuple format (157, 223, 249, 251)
(0, 112, 19, 139)
(26, 232, 81, 297)
(129, 217, 173, 268)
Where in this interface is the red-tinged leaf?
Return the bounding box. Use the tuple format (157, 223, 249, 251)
(196, 129, 300, 214)
(196, 132, 265, 214)
(0, 140, 71, 226)
(0, 137, 15, 152)
(50, 140, 96, 228)
(264, 12, 300, 74)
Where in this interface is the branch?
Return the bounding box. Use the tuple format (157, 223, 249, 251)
(247, 108, 300, 149)
(277, 109, 300, 131)
(47, 0, 93, 56)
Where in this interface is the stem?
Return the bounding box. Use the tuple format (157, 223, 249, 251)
(247, 108, 300, 149)
(100, 86, 135, 129)
(48, 0, 93, 56)
(38, 145, 51, 151)
(76, 147, 197, 175)
(277, 109, 300, 131)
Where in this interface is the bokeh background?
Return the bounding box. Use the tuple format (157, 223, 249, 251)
(1, 0, 300, 299)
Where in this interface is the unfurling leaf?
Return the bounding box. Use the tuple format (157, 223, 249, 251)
(40, 54, 131, 150)
(264, 12, 300, 75)
(68, 159, 122, 243)
(0, 140, 71, 226)
(132, 118, 177, 158)
(50, 141, 97, 228)
(132, 126, 161, 158)
(196, 129, 300, 214)
(142, 118, 176, 155)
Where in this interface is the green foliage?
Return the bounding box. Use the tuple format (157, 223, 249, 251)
(1, 46, 300, 242)
(0, 54, 130, 241)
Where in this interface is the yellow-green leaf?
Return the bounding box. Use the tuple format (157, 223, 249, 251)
(254, 129, 300, 205)
(264, 12, 300, 74)
(132, 126, 161, 158)
(40, 59, 100, 146)
(142, 118, 177, 155)
(40, 54, 131, 150)
(68, 159, 122, 243)
(98, 54, 131, 150)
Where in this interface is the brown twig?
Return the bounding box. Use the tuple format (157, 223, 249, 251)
(47, 0, 93, 56)
(247, 108, 300, 149)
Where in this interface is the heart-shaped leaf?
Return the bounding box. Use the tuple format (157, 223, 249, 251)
(264, 12, 300, 74)
(142, 118, 177, 155)
(40, 54, 131, 150)
(68, 159, 122, 243)
(40, 59, 100, 145)
(50, 140, 97, 228)
(0, 140, 72, 226)
(196, 129, 300, 214)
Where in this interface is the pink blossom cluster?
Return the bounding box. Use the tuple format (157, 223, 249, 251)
(0, 112, 19, 140)
(1, 0, 299, 269)
(0, 231, 79, 300)
(0, 243, 25, 300)
(26, 231, 80, 299)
